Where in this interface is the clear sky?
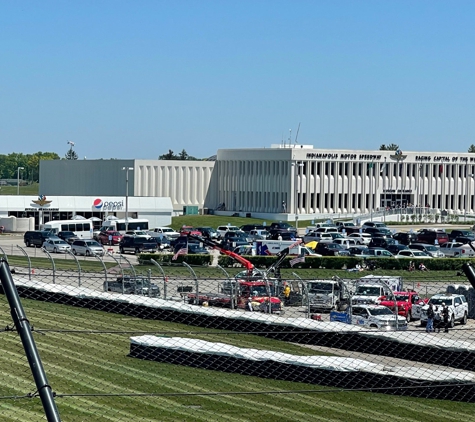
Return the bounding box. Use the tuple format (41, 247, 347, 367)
(1, 1, 474, 159)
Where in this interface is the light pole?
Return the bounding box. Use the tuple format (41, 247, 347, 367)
(122, 167, 134, 232)
(17, 167, 24, 195)
(293, 162, 304, 230)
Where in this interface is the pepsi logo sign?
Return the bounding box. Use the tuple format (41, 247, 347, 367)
(92, 199, 124, 211)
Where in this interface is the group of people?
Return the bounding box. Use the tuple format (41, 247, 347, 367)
(425, 303, 449, 333)
(407, 261, 428, 271)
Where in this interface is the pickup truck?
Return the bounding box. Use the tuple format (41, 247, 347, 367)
(439, 242, 475, 258)
(377, 291, 427, 321)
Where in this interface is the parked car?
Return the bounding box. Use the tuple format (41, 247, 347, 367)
(368, 237, 396, 249)
(351, 305, 408, 330)
(42, 238, 71, 253)
(335, 221, 360, 234)
(366, 248, 394, 258)
(454, 236, 475, 245)
(216, 225, 241, 238)
(239, 224, 266, 233)
(416, 229, 449, 245)
(347, 246, 372, 257)
(449, 229, 475, 242)
(187, 243, 210, 254)
(180, 226, 202, 236)
(392, 231, 418, 246)
(57, 231, 79, 244)
(119, 236, 158, 254)
(347, 233, 372, 245)
(420, 294, 468, 327)
(332, 238, 359, 249)
(269, 222, 297, 233)
(71, 239, 105, 256)
(150, 227, 180, 240)
(125, 230, 152, 239)
(24, 230, 56, 247)
(97, 230, 123, 245)
(249, 229, 270, 239)
(395, 249, 432, 259)
(104, 276, 160, 297)
(439, 242, 475, 258)
(195, 226, 220, 240)
(386, 244, 409, 255)
(362, 222, 388, 230)
(269, 231, 297, 241)
(315, 243, 350, 256)
(363, 227, 391, 238)
(409, 243, 445, 258)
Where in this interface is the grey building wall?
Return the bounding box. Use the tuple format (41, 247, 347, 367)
(40, 159, 216, 212)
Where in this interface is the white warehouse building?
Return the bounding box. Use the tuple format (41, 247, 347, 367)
(37, 145, 475, 222)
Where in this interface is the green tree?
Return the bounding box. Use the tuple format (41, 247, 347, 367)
(159, 149, 176, 160)
(379, 144, 400, 151)
(468, 144, 475, 153)
(65, 148, 78, 160)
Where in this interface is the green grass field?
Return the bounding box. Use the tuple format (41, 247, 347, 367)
(0, 295, 473, 421)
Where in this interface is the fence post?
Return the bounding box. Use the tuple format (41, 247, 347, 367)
(293, 272, 310, 318)
(106, 252, 125, 292)
(41, 247, 56, 284)
(0, 260, 61, 422)
(216, 264, 234, 309)
(150, 259, 167, 299)
(16, 245, 32, 281)
(66, 250, 82, 287)
(182, 262, 199, 305)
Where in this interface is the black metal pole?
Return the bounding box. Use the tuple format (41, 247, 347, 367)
(0, 260, 61, 422)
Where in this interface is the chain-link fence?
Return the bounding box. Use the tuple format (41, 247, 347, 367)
(1, 248, 475, 421)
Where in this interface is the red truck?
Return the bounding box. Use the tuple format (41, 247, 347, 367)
(180, 226, 202, 236)
(185, 234, 284, 313)
(377, 291, 427, 322)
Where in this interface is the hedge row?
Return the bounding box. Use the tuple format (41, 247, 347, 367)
(138, 253, 473, 272)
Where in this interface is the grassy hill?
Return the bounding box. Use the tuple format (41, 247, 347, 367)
(0, 296, 472, 420)
(0, 182, 40, 196)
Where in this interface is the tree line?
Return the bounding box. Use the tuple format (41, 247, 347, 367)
(0, 152, 60, 183)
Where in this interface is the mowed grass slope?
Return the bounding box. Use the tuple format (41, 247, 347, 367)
(0, 297, 473, 421)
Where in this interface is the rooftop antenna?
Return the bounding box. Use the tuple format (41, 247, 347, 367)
(294, 122, 301, 145)
(281, 132, 284, 147)
(288, 129, 292, 147)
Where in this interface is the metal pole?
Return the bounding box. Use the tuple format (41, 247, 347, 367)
(16, 245, 32, 281)
(216, 264, 234, 309)
(182, 262, 199, 305)
(17, 166, 24, 195)
(122, 167, 134, 232)
(383, 157, 386, 222)
(292, 272, 310, 318)
(150, 259, 167, 299)
(370, 161, 373, 221)
(41, 247, 56, 284)
(0, 260, 61, 421)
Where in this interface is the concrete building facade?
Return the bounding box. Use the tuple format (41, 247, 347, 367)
(39, 159, 216, 214)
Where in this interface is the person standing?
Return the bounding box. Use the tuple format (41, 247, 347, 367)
(283, 284, 291, 305)
(441, 302, 450, 333)
(426, 303, 434, 333)
(282, 201, 287, 213)
(434, 306, 442, 333)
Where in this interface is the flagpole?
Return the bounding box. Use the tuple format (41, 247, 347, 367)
(370, 161, 373, 221)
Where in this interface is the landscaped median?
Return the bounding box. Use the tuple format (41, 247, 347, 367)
(138, 253, 475, 271)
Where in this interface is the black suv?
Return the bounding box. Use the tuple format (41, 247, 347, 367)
(315, 242, 350, 256)
(269, 222, 297, 233)
(449, 230, 475, 242)
(57, 231, 79, 244)
(24, 230, 55, 247)
(368, 237, 396, 249)
(392, 231, 418, 245)
(104, 277, 160, 297)
(119, 236, 158, 254)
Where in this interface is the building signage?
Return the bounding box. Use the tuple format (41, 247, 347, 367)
(306, 153, 382, 161)
(416, 155, 472, 163)
(383, 189, 413, 193)
(92, 198, 124, 211)
(25, 208, 60, 211)
(31, 195, 52, 206)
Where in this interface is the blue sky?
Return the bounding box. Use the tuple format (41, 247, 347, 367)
(1, 1, 474, 159)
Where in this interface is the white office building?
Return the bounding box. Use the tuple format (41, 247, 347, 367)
(214, 145, 475, 220)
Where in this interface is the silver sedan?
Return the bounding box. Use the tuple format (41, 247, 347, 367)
(42, 238, 72, 253)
